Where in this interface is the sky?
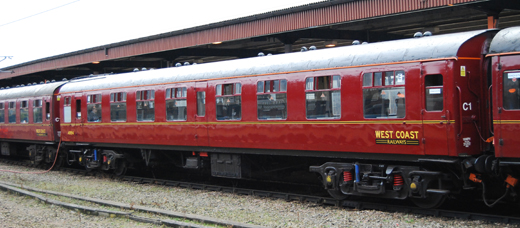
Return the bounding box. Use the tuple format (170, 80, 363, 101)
(0, 0, 320, 69)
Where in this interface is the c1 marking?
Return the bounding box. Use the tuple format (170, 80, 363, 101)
(463, 102, 472, 111)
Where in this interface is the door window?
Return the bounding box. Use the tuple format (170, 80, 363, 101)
(425, 74, 444, 111)
(503, 71, 520, 110)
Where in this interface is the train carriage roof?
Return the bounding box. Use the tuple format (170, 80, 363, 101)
(60, 29, 493, 93)
(0, 82, 66, 100)
(489, 26, 520, 54)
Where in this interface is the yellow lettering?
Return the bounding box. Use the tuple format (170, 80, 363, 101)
(375, 131, 381, 138)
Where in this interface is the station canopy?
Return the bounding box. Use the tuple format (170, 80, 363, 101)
(0, 0, 519, 87)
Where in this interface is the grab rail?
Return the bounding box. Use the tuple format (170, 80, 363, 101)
(457, 86, 463, 138)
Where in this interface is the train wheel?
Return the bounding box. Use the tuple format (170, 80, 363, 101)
(327, 189, 349, 200)
(113, 160, 127, 176)
(411, 193, 447, 209)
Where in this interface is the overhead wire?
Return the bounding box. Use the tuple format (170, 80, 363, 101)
(0, 0, 81, 28)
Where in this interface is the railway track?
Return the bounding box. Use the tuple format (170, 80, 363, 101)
(2, 159, 520, 225)
(0, 180, 263, 228)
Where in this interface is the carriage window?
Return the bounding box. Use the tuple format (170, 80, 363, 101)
(0, 103, 4, 123)
(8, 102, 15, 123)
(33, 99, 43, 123)
(363, 73, 373, 87)
(503, 71, 520, 110)
(363, 71, 406, 118)
(166, 87, 187, 121)
(306, 76, 341, 119)
(136, 90, 155, 121)
(425, 74, 443, 111)
(197, 91, 206, 117)
(76, 99, 81, 119)
(110, 92, 127, 122)
(63, 97, 71, 123)
(87, 94, 102, 122)
(45, 102, 50, 120)
(216, 83, 241, 120)
(257, 79, 287, 120)
(20, 101, 28, 123)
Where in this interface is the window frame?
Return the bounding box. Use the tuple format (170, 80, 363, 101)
(257, 79, 288, 120)
(63, 97, 72, 123)
(20, 100, 29, 124)
(0, 102, 5, 123)
(33, 99, 43, 123)
(362, 70, 406, 119)
(136, 89, 155, 122)
(110, 92, 127, 122)
(503, 70, 520, 111)
(215, 83, 242, 121)
(424, 74, 444, 112)
(305, 75, 342, 120)
(86, 94, 102, 122)
(165, 87, 188, 121)
(8, 101, 15, 124)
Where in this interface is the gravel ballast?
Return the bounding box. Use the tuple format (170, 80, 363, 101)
(0, 163, 516, 228)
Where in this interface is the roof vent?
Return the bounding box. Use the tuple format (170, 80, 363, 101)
(309, 46, 317, 50)
(0, 87, 3, 90)
(33, 82, 37, 85)
(40, 81, 44, 84)
(175, 63, 182, 67)
(51, 80, 56, 82)
(362, 42, 368, 45)
(62, 78, 67, 81)
(414, 32, 423, 38)
(5, 86, 9, 89)
(300, 46, 308, 52)
(423, 31, 432, 36)
(141, 67, 147, 71)
(133, 68, 139, 72)
(21, 84, 25, 87)
(258, 52, 265, 56)
(192, 63, 197, 65)
(352, 40, 360, 45)
(184, 62, 190, 66)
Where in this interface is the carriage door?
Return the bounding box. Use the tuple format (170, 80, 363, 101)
(194, 82, 209, 147)
(422, 72, 450, 156)
(72, 93, 84, 140)
(497, 68, 520, 158)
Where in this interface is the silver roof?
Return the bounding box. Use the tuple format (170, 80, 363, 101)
(0, 82, 66, 100)
(489, 26, 520, 54)
(60, 29, 491, 93)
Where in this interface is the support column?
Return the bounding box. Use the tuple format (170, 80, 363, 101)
(487, 14, 499, 29)
(284, 44, 293, 53)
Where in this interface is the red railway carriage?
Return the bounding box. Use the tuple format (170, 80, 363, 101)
(54, 29, 500, 208)
(0, 82, 65, 163)
(489, 27, 520, 159)
(57, 30, 493, 157)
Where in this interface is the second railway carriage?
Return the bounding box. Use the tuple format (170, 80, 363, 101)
(55, 28, 498, 207)
(0, 81, 65, 164)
